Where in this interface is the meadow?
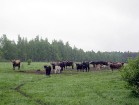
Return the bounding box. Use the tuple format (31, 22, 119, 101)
(0, 62, 139, 105)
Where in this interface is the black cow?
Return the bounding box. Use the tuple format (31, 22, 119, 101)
(76, 64, 83, 71)
(82, 61, 90, 72)
(64, 61, 74, 69)
(44, 65, 51, 76)
(90, 61, 108, 68)
(76, 62, 90, 72)
(90, 61, 96, 68)
(59, 62, 65, 71)
(12, 60, 21, 70)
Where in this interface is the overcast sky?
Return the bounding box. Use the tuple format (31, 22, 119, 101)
(0, 0, 139, 52)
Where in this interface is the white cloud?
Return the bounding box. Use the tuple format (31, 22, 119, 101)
(0, 0, 139, 52)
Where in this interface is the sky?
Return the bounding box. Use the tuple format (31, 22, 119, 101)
(0, 0, 139, 52)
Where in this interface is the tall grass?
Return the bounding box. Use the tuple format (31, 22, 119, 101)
(0, 62, 139, 105)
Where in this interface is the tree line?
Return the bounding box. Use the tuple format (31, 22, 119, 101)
(0, 34, 138, 62)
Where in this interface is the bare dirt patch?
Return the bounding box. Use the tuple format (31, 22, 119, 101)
(15, 69, 46, 75)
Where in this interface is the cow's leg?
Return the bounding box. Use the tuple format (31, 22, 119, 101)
(111, 68, 113, 72)
(45, 69, 47, 75)
(58, 69, 60, 74)
(83, 68, 84, 72)
(18, 65, 20, 70)
(63, 66, 65, 70)
(13, 64, 15, 70)
(86, 68, 87, 72)
(48, 69, 50, 76)
(55, 69, 57, 74)
(61, 67, 63, 71)
(13, 66, 15, 70)
(77, 68, 80, 72)
(72, 65, 74, 69)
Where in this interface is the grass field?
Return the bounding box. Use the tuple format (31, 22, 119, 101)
(0, 62, 139, 105)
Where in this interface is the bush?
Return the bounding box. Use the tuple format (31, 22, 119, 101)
(27, 59, 32, 65)
(121, 56, 139, 95)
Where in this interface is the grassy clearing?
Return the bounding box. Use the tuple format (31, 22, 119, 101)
(0, 62, 139, 105)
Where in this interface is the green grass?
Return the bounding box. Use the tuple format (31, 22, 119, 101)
(0, 62, 139, 105)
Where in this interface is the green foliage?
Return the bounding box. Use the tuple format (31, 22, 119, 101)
(121, 56, 139, 95)
(0, 35, 17, 60)
(0, 34, 138, 62)
(27, 59, 32, 65)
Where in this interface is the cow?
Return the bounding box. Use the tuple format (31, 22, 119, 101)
(76, 62, 90, 72)
(59, 62, 65, 71)
(44, 65, 51, 76)
(64, 61, 74, 69)
(90, 61, 96, 68)
(51, 62, 64, 73)
(90, 61, 108, 69)
(95, 64, 101, 70)
(54, 66, 61, 74)
(12, 60, 21, 70)
(76, 63, 83, 71)
(109, 62, 124, 71)
(82, 61, 90, 72)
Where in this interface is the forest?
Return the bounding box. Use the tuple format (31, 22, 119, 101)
(0, 34, 138, 62)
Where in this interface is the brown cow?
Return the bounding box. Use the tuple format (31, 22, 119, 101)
(110, 62, 124, 71)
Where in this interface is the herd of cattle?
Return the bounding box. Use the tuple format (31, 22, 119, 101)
(12, 60, 124, 76)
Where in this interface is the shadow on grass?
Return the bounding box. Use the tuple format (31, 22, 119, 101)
(128, 90, 139, 98)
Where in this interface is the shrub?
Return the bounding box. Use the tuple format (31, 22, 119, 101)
(27, 59, 32, 65)
(121, 56, 139, 95)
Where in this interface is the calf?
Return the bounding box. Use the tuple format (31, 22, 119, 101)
(44, 65, 51, 76)
(54, 66, 61, 74)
